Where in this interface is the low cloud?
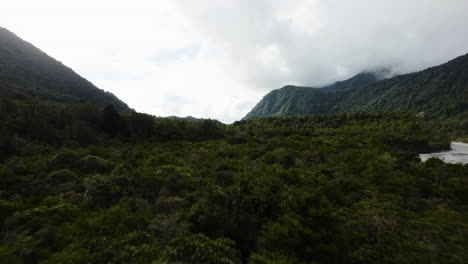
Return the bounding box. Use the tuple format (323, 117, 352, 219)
(2, 0, 468, 122)
(176, 0, 468, 89)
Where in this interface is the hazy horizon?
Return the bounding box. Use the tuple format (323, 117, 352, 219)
(2, 0, 468, 123)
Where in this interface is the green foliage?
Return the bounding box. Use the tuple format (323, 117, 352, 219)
(79, 155, 112, 173)
(45, 231, 162, 264)
(47, 169, 78, 184)
(101, 104, 129, 137)
(2, 25, 467, 263)
(0, 27, 130, 112)
(129, 112, 156, 138)
(245, 54, 468, 138)
(0, 98, 466, 263)
(169, 233, 241, 264)
(47, 151, 79, 170)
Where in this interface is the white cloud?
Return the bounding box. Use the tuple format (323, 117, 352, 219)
(2, 0, 468, 123)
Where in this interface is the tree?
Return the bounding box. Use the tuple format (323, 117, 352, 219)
(100, 104, 128, 137)
(129, 112, 155, 138)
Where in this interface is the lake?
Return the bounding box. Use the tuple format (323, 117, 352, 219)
(419, 142, 468, 164)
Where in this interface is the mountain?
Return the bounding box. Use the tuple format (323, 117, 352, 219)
(0, 27, 130, 112)
(0, 26, 465, 263)
(244, 72, 379, 118)
(320, 72, 380, 92)
(331, 55, 468, 120)
(244, 53, 468, 127)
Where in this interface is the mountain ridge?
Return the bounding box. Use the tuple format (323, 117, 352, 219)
(0, 26, 131, 112)
(244, 53, 468, 129)
(243, 71, 382, 119)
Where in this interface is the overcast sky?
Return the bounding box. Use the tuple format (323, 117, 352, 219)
(2, 0, 468, 123)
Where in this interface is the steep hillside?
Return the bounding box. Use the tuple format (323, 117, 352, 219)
(321, 72, 379, 92)
(245, 53, 468, 132)
(331, 54, 468, 120)
(0, 27, 130, 112)
(244, 72, 378, 119)
(243, 86, 336, 118)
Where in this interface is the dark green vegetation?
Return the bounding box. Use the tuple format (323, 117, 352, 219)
(245, 54, 468, 137)
(0, 27, 130, 112)
(1, 92, 467, 264)
(1, 26, 467, 264)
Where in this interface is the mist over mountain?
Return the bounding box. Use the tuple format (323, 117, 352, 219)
(243, 71, 385, 118)
(245, 53, 468, 133)
(0, 27, 130, 112)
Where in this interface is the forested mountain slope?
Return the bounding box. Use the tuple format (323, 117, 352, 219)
(332, 54, 468, 120)
(245, 53, 468, 134)
(0, 27, 130, 112)
(244, 72, 379, 118)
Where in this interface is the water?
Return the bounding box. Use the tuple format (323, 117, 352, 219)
(419, 142, 468, 164)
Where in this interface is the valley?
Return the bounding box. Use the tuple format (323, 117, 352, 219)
(0, 25, 467, 264)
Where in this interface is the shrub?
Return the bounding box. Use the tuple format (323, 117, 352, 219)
(47, 169, 78, 184)
(79, 155, 112, 173)
(169, 233, 241, 264)
(47, 151, 79, 170)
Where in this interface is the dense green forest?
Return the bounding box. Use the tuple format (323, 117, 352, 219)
(0, 93, 466, 264)
(245, 53, 468, 138)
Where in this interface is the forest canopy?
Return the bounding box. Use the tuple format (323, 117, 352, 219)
(0, 95, 466, 264)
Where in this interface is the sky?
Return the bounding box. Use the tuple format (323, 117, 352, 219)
(1, 0, 468, 123)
